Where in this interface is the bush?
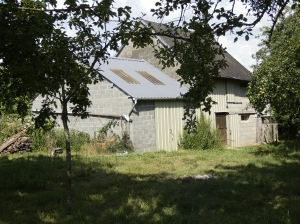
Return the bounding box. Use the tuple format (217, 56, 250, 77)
(180, 112, 224, 150)
(95, 119, 134, 153)
(106, 131, 134, 153)
(30, 128, 90, 152)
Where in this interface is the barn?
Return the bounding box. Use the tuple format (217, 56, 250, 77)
(32, 57, 189, 153)
(33, 21, 260, 152)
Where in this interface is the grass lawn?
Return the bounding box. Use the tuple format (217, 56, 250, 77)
(0, 141, 300, 223)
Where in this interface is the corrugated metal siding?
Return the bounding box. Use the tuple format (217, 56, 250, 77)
(210, 81, 227, 113)
(228, 114, 239, 147)
(155, 101, 184, 151)
(196, 80, 228, 128)
(226, 80, 235, 102)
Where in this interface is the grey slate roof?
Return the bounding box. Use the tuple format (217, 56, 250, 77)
(95, 57, 188, 99)
(142, 20, 252, 82)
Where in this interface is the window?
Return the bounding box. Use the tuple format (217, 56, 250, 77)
(241, 114, 250, 121)
(136, 71, 165, 85)
(110, 69, 140, 84)
(239, 82, 248, 88)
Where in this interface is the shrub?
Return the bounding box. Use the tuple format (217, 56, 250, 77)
(180, 112, 224, 150)
(96, 119, 134, 153)
(106, 131, 134, 153)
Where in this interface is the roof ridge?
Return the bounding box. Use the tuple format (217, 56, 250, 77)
(108, 57, 145, 63)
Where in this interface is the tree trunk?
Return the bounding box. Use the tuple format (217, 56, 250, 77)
(61, 102, 72, 215)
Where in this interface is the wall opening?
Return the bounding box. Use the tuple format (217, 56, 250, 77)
(241, 114, 250, 121)
(216, 113, 227, 145)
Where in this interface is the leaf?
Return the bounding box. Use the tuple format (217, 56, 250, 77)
(245, 35, 249, 41)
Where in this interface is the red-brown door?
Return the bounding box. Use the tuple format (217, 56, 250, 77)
(216, 113, 227, 144)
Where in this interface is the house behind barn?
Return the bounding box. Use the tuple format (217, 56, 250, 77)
(116, 20, 259, 147)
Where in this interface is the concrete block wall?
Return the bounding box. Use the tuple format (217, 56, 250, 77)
(32, 79, 132, 142)
(130, 101, 156, 153)
(239, 114, 257, 146)
(32, 79, 159, 152)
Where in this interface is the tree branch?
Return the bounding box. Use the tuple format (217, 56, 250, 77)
(267, 0, 290, 44)
(242, 0, 273, 27)
(0, 4, 92, 12)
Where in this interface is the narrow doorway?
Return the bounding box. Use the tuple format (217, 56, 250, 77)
(216, 113, 227, 144)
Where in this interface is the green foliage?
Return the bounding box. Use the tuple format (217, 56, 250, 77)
(180, 112, 224, 150)
(30, 128, 90, 152)
(248, 7, 300, 134)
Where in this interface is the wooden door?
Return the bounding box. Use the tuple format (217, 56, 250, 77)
(216, 113, 227, 144)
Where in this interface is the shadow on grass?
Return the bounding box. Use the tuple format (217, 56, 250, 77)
(252, 140, 300, 161)
(0, 149, 300, 224)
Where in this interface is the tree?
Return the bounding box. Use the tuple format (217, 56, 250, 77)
(0, 0, 147, 214)
(1, 0, 300, 214)
(247, 7, 300, 135)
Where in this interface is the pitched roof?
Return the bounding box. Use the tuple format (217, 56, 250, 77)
(95, 57, 188, 99)
(141, 20, 251, 82)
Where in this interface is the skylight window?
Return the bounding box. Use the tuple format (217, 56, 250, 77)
(110, 69, 140, 84)
(136, 71, 165, 85)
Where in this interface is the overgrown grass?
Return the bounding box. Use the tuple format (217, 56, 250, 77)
(1, 141, 300, 223)
(30, 128, 90, 153)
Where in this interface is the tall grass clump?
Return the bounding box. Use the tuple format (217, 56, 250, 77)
(180, 112, 224, 150)
(30, 128, 90, 152)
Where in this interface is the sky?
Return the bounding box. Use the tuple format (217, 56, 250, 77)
(112, 0, 272, 71)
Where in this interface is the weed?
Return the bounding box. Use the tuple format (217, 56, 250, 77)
(180, 112, 224, 150)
